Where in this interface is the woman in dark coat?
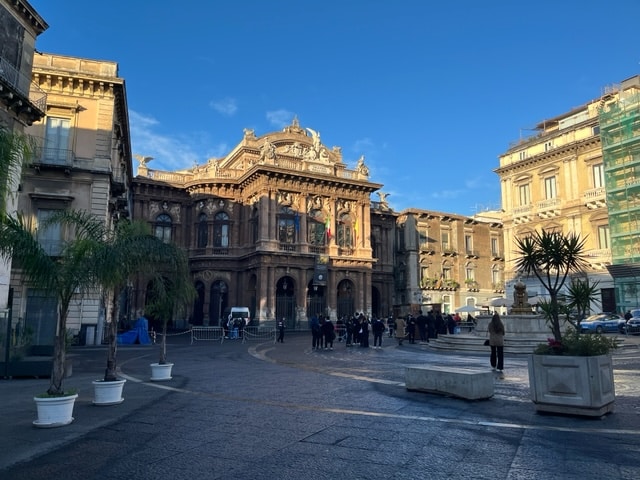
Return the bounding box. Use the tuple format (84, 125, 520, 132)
(488, 312, 506, 374)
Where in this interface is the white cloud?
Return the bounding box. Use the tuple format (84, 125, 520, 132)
(209, 97, 238, 116)
(266, 109, 294, 129)
(129, 109, 220, 171)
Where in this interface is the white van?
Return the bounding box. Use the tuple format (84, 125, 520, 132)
(229, 307, 251, 326)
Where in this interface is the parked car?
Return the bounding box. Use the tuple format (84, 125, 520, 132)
(623, 318, 640, 335)
(579, 313, 626, 334)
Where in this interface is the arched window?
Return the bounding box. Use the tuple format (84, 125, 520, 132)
(155, 214, 172, 243)
(197, 212, 208, 248)
(213, 211, 230, 248)
(307, 209, 326, 246)
(278, 206, 296, 244)
(336, 213, 353, 248)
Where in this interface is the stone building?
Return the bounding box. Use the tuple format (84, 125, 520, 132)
(132, 119, 390, 328)
(496, 82, 616, 311)
(9, 53, 133, 346)
(395, 208, 505, 316)
(0, 0, 48, 309)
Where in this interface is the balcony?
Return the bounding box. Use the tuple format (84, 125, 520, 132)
(419, 242, 436, 255)
(583, 187, 606, 210)
(536, 197, 561, 219)
(279, 243, 297, 252)
(464, 250, 479, 259)
(32, 147, 75, 168)
(0, 56, 47, 124)
(309, 245, 328, 255)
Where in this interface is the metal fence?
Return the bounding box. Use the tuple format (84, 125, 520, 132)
(190, 326, 224, 344)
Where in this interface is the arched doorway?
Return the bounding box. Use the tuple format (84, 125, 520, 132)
(192, 281, 205, 325)
(210, 280, 228, 326)
(337, 279, 355, 319)
(306, 280, 326, 320)
(275, 276, 296, 329)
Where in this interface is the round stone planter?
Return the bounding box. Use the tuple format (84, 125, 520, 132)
(92, 378, 126, 406)
(150, 362, 174, 381)
(33, 393, 78, 428)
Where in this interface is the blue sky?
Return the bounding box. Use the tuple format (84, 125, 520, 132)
(31, 0, 640, 215)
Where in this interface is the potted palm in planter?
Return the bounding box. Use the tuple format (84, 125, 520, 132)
(514, 230, 617, 416)
(0, 213, 97, 427)
(143, 245, 194, 382)
(53, 211, 186, 404)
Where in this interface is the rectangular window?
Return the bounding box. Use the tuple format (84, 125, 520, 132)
(278, 218, 295, 244)
(544, 176, 557, 199)
(518, 184, 531, 206)
(598, 225, 610, 249)
(491, 269, 501, 285)
(491, 237, 499, 257)
(593, 163, 604, 189)
(441, 231, 449, 251)
(519, 151, 526, 161)
(464, 234, 472, 254)
(44, 117, 71, 165)
(36, 209, 62, 256)
(544, 141, 553, 152)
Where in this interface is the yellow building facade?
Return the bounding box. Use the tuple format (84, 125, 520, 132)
(496, 87, 615, 311)
(9, 53, 133, 347)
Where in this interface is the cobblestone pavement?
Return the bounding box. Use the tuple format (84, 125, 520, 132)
(0, 332, 639, 480)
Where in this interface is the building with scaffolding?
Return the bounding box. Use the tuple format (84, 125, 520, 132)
(599, 75, 640, 310)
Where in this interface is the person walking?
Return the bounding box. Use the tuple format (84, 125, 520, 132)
(277, 317, 285, 343)
(395, 316, 406, 346)
(372, 317, 385, 349)
(488, 312, 506, 376)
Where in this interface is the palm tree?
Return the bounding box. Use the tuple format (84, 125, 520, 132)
(144, 247, 195, 365)
(0, 127, 33, 217)
(513, 230, 589, 342)
(0, 214, 96, 395)
(565, 278, 600, 330)
(49, 210, 191, 381)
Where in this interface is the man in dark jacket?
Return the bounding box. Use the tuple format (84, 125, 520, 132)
(416, 310, 428, 342)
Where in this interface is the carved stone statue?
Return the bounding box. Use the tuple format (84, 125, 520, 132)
(356, 155, 369, 176)
(260, 137, 276, 163)
(306, 127, 321, 152)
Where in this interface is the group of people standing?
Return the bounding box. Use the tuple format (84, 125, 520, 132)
(303, 310, 506, 375)
(310, 313, 390, 350)
(392, 310, 467, 345)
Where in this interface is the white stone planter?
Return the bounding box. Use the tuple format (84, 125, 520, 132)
(92, 379, 126, 406)
(33, 393, 78, 428)
(528, 354, 615, 417)
(150, 362, 173, 381)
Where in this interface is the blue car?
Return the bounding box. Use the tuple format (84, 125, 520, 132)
(579, 313, 626, 334)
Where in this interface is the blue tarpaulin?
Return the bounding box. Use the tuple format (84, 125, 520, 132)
(117, 317, 152, 345)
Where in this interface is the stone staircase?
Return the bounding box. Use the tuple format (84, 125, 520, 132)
(425, 334, 542, 355)
(425, 333, 640, 355)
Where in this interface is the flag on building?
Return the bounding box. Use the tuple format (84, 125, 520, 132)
(325, 215, 331, 239)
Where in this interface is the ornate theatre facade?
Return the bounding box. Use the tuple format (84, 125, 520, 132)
(132, 118, 394, 328)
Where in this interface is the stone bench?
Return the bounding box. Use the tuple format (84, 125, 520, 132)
(405, 365, 494, 400)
